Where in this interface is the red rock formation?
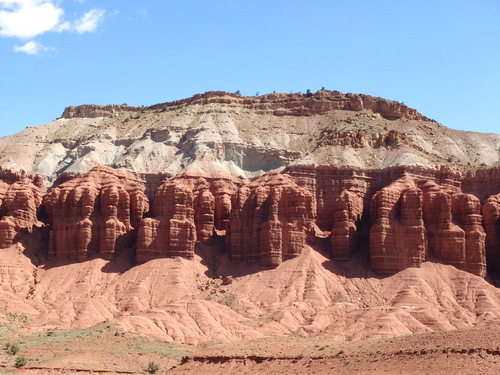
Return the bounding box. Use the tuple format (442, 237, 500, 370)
(0, 170, 44, 248)
(44, 166, 148, 261)
(369, 177, 426, 274)
(421, 182, 486, 277)
(136, 173, 240, 262)
(228, 173, 313, 267)
(484, 194, 500, 270)
(194, 187, 215, 243)
(331, 190, 364, 260)
(137, 179, 196, 262)
(2, 163, 499, 279)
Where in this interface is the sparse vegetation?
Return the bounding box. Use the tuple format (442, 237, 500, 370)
(5, 343, 20, 355)
(147, 360, 159, 374)
(15, 356, 27, 367)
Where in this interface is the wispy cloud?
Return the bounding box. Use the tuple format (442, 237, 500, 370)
(0, 0, 105, 54)
(136, 7, 147, 19)
(14, 39, 52, 54)
(74, 8, 105, 34)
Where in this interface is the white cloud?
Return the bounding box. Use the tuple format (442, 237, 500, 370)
(0, 0, 105, 44)
(14, 39, 51, 54)
(0, 0, 64, 39)
(74, 8, 104, 34)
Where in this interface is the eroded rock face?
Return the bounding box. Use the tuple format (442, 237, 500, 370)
(367, 174, 488, 277)
(3, 164, 500, 278)
(44, 166, 148, 261)
(0, 170, 44, 248)
(483, 194, 500, 271)
(369, 177, 426, 274)
(137, 179, 196, 262)
(229, 173, 313, 267)
(422, 184, 487, 277)
(136, 173, 240, 263)
(62, 91, 427, 120)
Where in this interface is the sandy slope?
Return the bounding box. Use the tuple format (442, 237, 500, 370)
(1, 237, 500, 347)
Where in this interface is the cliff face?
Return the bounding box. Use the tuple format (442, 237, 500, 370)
(0, 164, 498, 278)
(0, 170, 44, 248)
(62, 90, 427, 120)
(1, 90, 499, 187)
(43, 166, 148, 261)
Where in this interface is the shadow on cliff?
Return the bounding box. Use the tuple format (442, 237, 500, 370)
(196, 234, 383, 281)
(319, 239, 380, 280)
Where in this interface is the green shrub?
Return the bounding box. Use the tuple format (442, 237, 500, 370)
(5, 343, 20, 355)
(15, 356, 27, 367)
(147, 360, 159, 374)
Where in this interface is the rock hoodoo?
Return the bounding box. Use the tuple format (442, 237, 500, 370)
(43, 166, 148, 261)
(0, 163, 496, 279)
(229, 173, 313, 267)
(0, 170, 44, 248)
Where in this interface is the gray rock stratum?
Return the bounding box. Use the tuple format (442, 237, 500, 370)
(0, 90, 498, 186)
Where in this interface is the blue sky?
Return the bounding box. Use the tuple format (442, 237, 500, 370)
(0, 0, 499, 138)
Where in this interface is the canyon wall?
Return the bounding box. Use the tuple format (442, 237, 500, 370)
(2, 165, 500, 277)
(0, 169, 44, 248)
(43, 166, 148, 261)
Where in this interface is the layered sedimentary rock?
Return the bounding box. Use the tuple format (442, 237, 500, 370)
(229, 173, 313, 267)
(43, 166, 148, 261)
(482, 194, 500, 271)
(330, 190, 364, 260)
(137, 179, 197, 262)
(368, 173, 488, 277)
(136, 173, 240, 263)
(0, 170, 44, 248)
(369, 176, 426, 274)
(62, 90, 427, 120)
(2, 164, 500, 279)
(422, 183, 486, 277)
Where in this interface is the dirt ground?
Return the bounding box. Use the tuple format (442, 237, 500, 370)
(2, 323, 500, 375)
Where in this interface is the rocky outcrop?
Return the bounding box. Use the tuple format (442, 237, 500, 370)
(330, 190, 364, 260)
(136, 179, 197, 262)
(43, 166, 148, 261)
(62, 90, 428, 121)
(2, 164, 500, 279)
(482, 194, 500, 271)
(369, 176, 426, 274)
(0, 170, 44, 248)
(61, 104, 144, 118)
(368, 173, 488, 277)
(422, 183, 486, 277)
(229, 173, 313, 267)
(136, 173, 240, 263)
